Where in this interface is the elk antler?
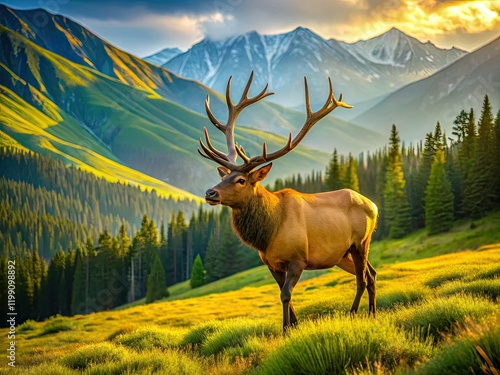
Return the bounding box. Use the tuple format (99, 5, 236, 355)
(201, 71, 274, 164)
(198, 75, 352, 173)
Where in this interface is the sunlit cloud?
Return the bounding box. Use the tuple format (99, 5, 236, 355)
(328, 0, 500, 49)
(3, 0, 498, 54)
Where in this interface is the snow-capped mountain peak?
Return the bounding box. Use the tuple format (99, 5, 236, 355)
(143, 47, 183, 66)
(162, 27, 467, 108)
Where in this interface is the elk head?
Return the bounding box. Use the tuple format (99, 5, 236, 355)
(199, 71, 352, 207)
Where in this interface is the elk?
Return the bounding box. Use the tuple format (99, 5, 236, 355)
(198, 72, 378, 331)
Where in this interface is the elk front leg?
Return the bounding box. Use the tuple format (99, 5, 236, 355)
(280, 262, 305, 332)
(269, 269, 298, 326)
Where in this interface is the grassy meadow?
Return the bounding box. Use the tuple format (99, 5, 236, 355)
(2, 214, 500, 374)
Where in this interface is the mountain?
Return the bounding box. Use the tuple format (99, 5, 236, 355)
(353, 36, 500, 141)
(163, 27, 466, 112)
(0, 4, 225, 116)
(0, 24, 348, 196)
(0, 5, 386, 149)
(339, 27, 465, 75)
(144, 47, 183, 66)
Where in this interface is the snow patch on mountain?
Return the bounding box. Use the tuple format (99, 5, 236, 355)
(143, 48, 183, 66)
(161, 27, 467, 109)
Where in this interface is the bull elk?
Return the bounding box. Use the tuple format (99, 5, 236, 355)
(198, 72, 378, 331)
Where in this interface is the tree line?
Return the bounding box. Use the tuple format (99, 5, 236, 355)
(0, 148, 199, 259)
(267, 95, 499, 239)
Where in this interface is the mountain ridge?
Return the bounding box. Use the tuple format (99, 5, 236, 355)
(0, 4, 385, 153)
(353, 35, 500, 141)
(1, 23, 357, 196)
(162, 26, 467, 110)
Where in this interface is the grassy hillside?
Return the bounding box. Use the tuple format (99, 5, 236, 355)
(0, 25, 354, 195)
(2, 213, 499, 374)
(0, 85, 201, 202)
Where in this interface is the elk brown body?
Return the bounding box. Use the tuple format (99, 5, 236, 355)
(199, 72, 378, 330)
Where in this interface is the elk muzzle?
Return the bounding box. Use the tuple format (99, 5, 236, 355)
(205, 188, 221, 205)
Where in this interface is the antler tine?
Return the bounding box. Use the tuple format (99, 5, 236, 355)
(333, 90, 353, 109)
(239, 71, 254, 104)
(202, 127, 230, 161)
(304, 77, 312, 117)
(198, 136, 236, 170)
(203, 71, 275, 165)
(235, 144, 250, 163)
(237, 132, 293, 173)
(236, 78, 351, 173)
(204, 96, 224, 131)
(236, 71, 275, 107)
(226, 76, 234, 114)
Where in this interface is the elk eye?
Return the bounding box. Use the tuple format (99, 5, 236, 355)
(237, 179, 246, 185)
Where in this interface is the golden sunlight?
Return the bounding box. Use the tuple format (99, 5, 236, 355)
(340, 0, 500, 46)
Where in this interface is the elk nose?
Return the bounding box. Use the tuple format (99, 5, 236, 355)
(205, 189, 219, 200)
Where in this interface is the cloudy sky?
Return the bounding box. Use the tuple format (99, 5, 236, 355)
(3, 0, 500, 57)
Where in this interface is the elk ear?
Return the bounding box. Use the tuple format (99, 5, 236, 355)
(217, 166, 231, 179)
(250, 163, 272, 183)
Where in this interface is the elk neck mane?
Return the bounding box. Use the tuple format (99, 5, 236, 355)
(230, 184, 281, 252)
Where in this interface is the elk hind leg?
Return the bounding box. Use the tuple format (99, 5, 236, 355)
(367, 261, 377, 317)
(349, 244, 367, 316)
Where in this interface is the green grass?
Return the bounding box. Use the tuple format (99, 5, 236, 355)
(113, 325, 185, 351)
(39, 315, 77, 336)
(438, 278, 500, 300)
(61, 342, 128, 370)
(258, 315, 433, 375)
(1, 213, 500, 375)
(199, 318, 280, 356)
(415, 314, 500, 374)
(394, 294, 497, 341)
(370, 211, 500, 266)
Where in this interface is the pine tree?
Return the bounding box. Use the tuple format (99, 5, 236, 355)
(145, 254, 168, 303)
(71, 247, 87, 314)
(384, 125, 412, 238)
(205, 218, 225, 283)
(190, 254, 206, 288)
(325, 149, 343, 190)
(158, 220, 169, 283)
(46, 251, 66, 315)
(343, 154, 360, 192)
(461, 108, 481, 218)
(411, 132, 435, 228)
(493, 110, 500, 207)
(118, 223, 130, 258)
(425, 149, 454, 235)
(452, 110, 470, 143)
(475, 95, 495, 212)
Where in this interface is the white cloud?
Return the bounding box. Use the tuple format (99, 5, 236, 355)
(77, 0, 500, 55)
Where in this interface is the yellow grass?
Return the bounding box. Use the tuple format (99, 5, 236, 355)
(2, 245, 499, 374)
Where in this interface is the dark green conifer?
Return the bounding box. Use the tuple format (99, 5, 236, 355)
(145, 254, 168, 303)
(425, 149, 454, 235)
(325, 149, 343, 190)
(190, 254, 206, 288)
(384, 125, 412, 238)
